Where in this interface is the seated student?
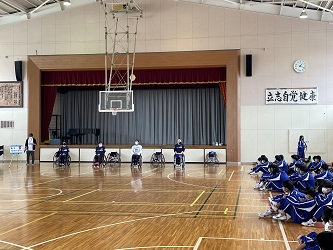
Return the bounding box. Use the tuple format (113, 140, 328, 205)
(131, 139, 142, 164)
(316, 231, 333, 250)
(273, 155, 288, 173)
(289, 164, 315, 190)
(314, 163, 333, 182)
(258, 180, 305, 218)
(302, 180, 333, 227)
(58, 141, 70, 165)
(249, 155, 269, 175)
(254, 163, 289, 192)
(174, 139, 185, 164)
(308, 155, 327, 173)
(94, 141, 106, 165)
(273, 187, 316, 223)
(295, 208, 333, 250)
(288, 154, 304, 175)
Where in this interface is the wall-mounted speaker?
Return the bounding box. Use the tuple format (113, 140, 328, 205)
(246, 54, 252, 77)
(15, 61, 22, 81)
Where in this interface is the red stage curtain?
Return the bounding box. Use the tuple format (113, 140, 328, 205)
(219, 82, 226, 106)
(41, 86, 58, 142)
(42, 68, 226, 86)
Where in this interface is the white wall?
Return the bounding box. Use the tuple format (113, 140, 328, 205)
(0, 0, 332, 162)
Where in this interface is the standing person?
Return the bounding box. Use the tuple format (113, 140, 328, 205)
(298, 135, 307, 160)
(131, 139, 142, 165)
(25, 133, 37, 165)
(174, 138, 185, 164)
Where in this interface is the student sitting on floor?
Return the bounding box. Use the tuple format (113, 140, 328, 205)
(316, 231, 333, 250)
(295, 208, 333, 250)
(272, 187, 316, 223)
(314, 163, 333, 182)
(302, 180, 333, 227)
(308, 155, 326, 173)
(258, 180, 305, 218)
(273, 154, 288, 173)
(253, 163, 289, 192)
(288, 154, 303, 175)
(289, 164, 315, 190)
(249, 155, 269, 175)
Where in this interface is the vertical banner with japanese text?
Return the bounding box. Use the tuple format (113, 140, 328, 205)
(266, 87, 318, 105)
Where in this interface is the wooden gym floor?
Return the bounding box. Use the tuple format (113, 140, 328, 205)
(0, 162, 322, 250)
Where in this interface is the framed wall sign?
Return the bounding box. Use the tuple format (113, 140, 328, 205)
(0, 81, 23, 108)
(266, 87, 318, 105)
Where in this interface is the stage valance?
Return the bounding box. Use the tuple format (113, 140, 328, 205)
(41, 68, 226, 86)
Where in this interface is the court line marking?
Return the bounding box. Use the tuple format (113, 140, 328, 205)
(0, 240, 32, 250)
(269, 191, 291, 250)
(63, 189, 99, 202)
(28, 211, 196, 248)
(0, 212, 56, 236)
(198, 236, 297, 242)
(190, 191, 205, 206)
(228, 171, 235, 181)
(193, 237, 203, 250)
(114, 246, 193, 250)
(218, 169, 224, 175)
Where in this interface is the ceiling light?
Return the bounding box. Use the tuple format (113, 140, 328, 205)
(299, 9, 308, 19)
(63, 0, 71, 6)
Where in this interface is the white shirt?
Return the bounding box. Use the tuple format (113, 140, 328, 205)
(131, 145, 142, 155)
(28, 137, 34, 151)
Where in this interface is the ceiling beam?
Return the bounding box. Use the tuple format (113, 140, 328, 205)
(0, 0, 27, 13)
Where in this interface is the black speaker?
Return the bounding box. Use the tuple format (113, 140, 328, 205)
(246, 54, 252, 77)
(15, 61, 22, 81)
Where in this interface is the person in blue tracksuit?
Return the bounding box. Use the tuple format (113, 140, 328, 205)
(289, 164, 315, 190)
(308, 155, 326, 173)
(249, 155, 269, 175)
(273, 155, 288, 173)
(258, 180, 305, 218)
(273, 187, 316, 223)
(298, 135, 307, 159)
(254, 164, 289, 192)
(288, 154, 304, 175)
(314, 164, 333, 182)
(302, 180, 333, 227)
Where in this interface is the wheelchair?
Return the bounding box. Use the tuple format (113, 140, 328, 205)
(107, 151, 121, 164)
(174, 154, 185, 170)
(205, 151, 219, 164)
(53, 151, 71, 167)
(93, 154, 107, 168)
(131, 154, 142, 169)
(150, 151, 165, 165)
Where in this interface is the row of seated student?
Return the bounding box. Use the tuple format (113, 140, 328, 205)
(248, 154, 333, 249)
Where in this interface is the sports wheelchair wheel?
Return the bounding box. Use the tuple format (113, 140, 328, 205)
(107, 152, 121, 164)
(93, 155, 107, 168)
(150, 152, 165, 165)
(131, 155, 142, 169)
(53, 151, 60, 166)
(174, 154, 185, 170)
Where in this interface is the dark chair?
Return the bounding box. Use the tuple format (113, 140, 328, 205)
(92, 129, 100, 143)
(68, 128, 78, 144)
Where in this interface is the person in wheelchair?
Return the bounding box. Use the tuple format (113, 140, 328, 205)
(58, 141, 70, 166)
(94, 141, 106, 166)
(131, 139, 142, 166)
(174, 138, 185, 166)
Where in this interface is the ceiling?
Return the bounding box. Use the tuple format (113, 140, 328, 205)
(0, 0, 333, 26)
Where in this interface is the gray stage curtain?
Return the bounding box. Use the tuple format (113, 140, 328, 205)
(59, 87, 225, 145)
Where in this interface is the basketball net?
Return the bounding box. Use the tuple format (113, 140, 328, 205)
(111, 108, 118, 116)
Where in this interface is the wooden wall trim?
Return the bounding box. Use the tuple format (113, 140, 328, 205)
(28, 50, 241, 162)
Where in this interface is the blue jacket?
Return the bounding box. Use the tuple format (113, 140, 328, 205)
(174, 143, 185, 154)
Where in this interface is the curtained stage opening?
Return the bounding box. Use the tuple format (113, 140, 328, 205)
(42, 68, 226, 146)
